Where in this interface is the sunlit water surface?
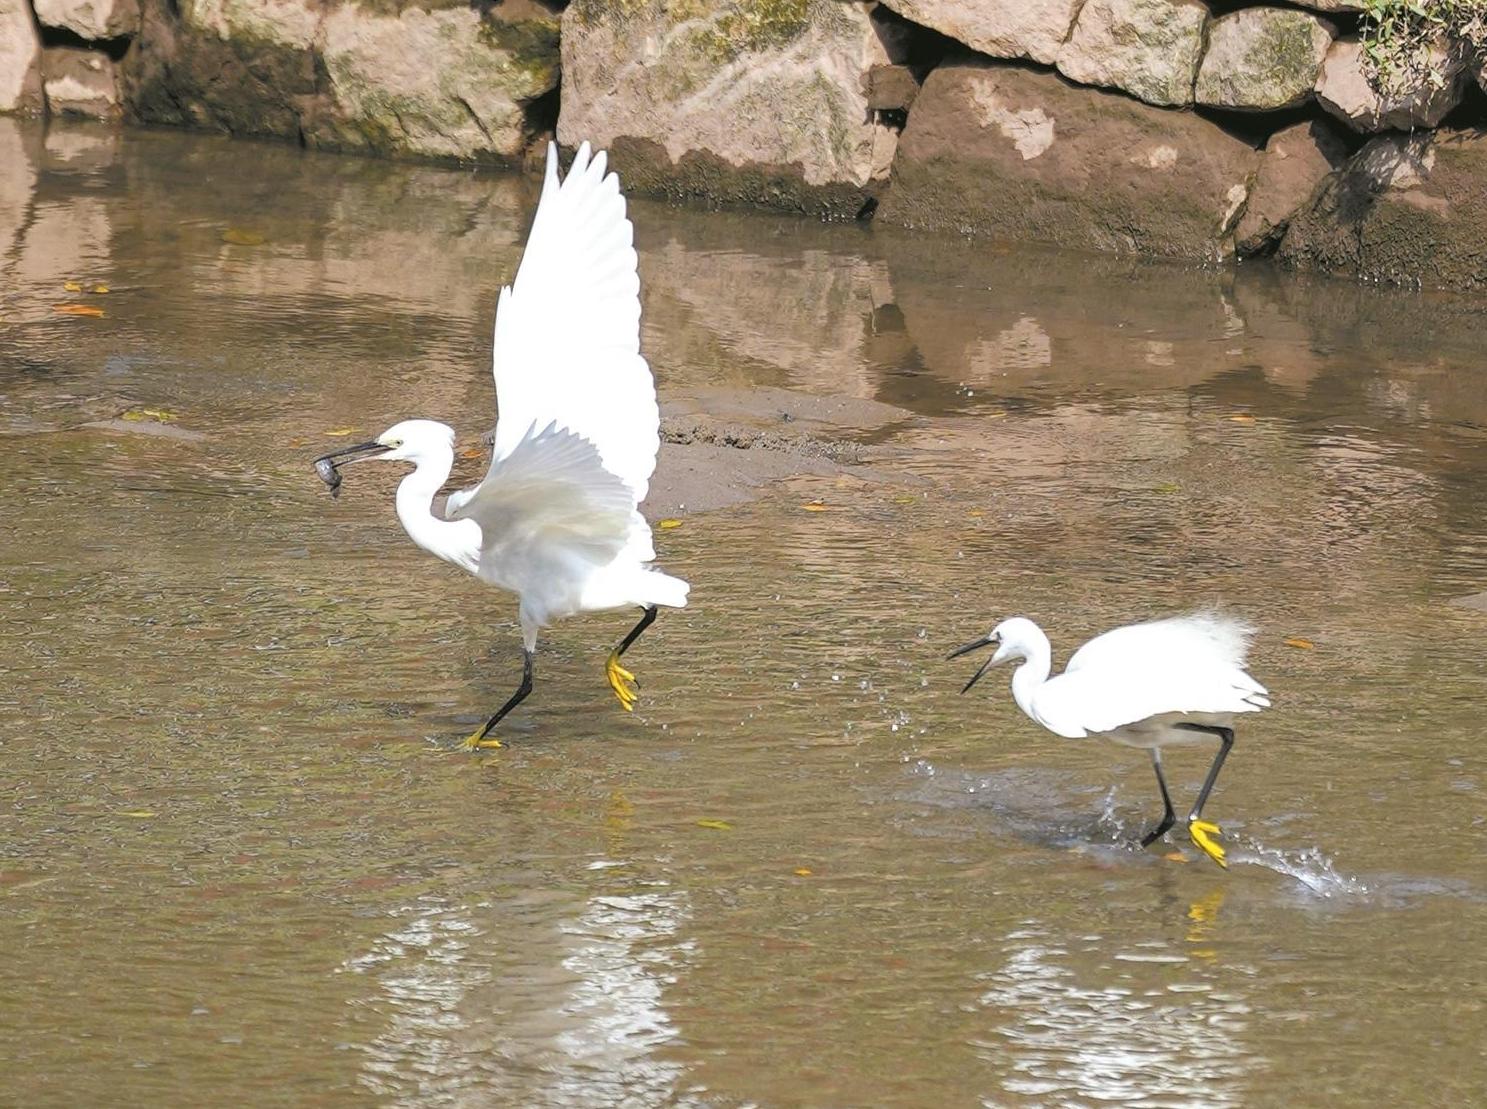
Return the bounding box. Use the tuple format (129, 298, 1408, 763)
(3, 120, 1486, 1106)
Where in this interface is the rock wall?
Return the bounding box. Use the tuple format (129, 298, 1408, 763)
(1, 0, 1484, 289)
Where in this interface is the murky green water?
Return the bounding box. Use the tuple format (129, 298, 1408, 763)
(3, 119, 1486, 1106)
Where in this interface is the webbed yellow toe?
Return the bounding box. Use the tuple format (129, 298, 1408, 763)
(605, 650, 639, 711)
(1188, 819, 1228, 869)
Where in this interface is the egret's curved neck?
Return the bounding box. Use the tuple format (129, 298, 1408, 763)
(1009, 628, 1053, 721)
(394, 447, 478, 572)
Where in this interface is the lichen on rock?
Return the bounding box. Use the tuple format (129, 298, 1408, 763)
(1196, 7, 1335, 111)
(1056, 0, 1208, 108)
(559, 0, 900, 216)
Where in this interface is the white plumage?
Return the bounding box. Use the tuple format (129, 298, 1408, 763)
(951, 611, 1270, 867)
(314, 142, 688, 748)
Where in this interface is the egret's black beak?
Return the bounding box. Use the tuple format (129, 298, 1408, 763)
(314, 440, 387, 466)
(948, 634, 1001, 694)
(313, 440, 388, 498)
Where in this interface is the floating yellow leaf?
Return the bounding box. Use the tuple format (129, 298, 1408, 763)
(968, 509, 983, 518)
(326, 428, 357, 437)
(1283, 636, 1315, 650)
(658, 518, 682, 529)
(459, 447, 484, 459)
(1163, 852, 1188, 863)
(695, 819, 733, 831)
(92, 284, 110, 294)
(122, 407, 176, 423)
(1153, 482, 1181, 494)
(221, 228, 266, 246)
(63, 280, 83, 292)
(54, 303, 104, 317)
(1229, 414, 1256, 424)
(986, 410, 1008, 420)
(120, 810, 157, 819)
(801, 502, 827, 512)
(892, 495, 917, 505)
(793, 867, 813, 877)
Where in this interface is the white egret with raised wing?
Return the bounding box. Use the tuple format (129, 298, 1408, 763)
(314, 141, 689, 749)
(950, 612, 1269, 867)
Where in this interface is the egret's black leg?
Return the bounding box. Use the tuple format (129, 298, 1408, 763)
(460, 648, 534, 750)
(1174, 723, 1236, 867)
(1140, 748, 1177, 847)
(617, 605, 658, 656)
(606, 605, 657, 711)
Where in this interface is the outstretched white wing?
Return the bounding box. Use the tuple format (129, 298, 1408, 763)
(447, 422, 636, 588)
(486, 141, 657, 504)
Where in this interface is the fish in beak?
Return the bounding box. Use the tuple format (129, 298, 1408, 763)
(312, 440, 388, 498)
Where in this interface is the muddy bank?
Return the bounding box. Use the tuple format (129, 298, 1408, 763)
(3, 2, 1486, 288)
(646, 385, 921, 515)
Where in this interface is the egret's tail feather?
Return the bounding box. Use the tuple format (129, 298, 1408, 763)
(641, 570, 689, 610)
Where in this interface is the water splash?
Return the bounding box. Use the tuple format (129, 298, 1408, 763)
(1229, 840, 1369, 898)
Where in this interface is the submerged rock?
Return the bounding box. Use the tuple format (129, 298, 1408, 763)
(33, 0, 141, 40)
(1235, 120, 1347, 257)
(1280, 130, 1487, 290)
(1056, 0, 1208, 109)
(1315, 35, 1471, 133)
(1195, 7, 1334, 111)
(877, 0, 1081, 66)
(558, 0, 899, 217)
(880, 59, 1257, 260)
(42, 47, 121, 119)
(0, 0, 42, 115)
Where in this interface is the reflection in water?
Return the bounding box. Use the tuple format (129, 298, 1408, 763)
(977, 919, 1252, 1107)
(345, 886, 692, 1106)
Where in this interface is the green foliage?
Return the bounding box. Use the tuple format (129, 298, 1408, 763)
(1359, 0, 1486, 96)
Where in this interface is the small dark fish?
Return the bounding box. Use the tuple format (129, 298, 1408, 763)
(314, 457, 342, 498)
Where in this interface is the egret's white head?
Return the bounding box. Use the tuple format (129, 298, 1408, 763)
(370, 419, 456, 463)
(949, 616, 1043, 693)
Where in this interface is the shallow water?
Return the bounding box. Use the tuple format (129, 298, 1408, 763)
(3, 119, 1486, 1106)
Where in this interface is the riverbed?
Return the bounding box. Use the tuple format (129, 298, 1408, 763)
(2, 120, 1485, 1106)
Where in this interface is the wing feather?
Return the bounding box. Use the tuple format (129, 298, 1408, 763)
(487, 142, 658, 503)
(448, 423, 636, 588)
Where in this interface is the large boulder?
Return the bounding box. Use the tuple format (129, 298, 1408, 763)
(1234, 119, 1347, 256)
(315, 4, 559, 161)
(875, 0, 1081, 65)
(879, 60, 1259, 260)
(42, 46, 121, 119)
(1, 0, 41, 114)
(123, 0, 323, 138)
(1195, 7, 1334, 111)
(1315, 35, 1471, 132)
(33, 0, 141, 40)
(558, 0, 900, 217)
(1279, 130, 1487, 290)
(1056, 0, 1208, 108)
(124, 0, 560, 161)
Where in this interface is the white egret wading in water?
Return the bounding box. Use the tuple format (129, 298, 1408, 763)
(314, 141, 689, 749)
(950, 612, 1269, 867)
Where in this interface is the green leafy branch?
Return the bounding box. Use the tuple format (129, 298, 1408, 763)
(1359, 0, 1486, 96)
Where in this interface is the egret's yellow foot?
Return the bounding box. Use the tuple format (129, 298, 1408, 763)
(457, 731, 502, 751)
(1188, 819, 1228, 869)
(606, 651, 639, 711)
